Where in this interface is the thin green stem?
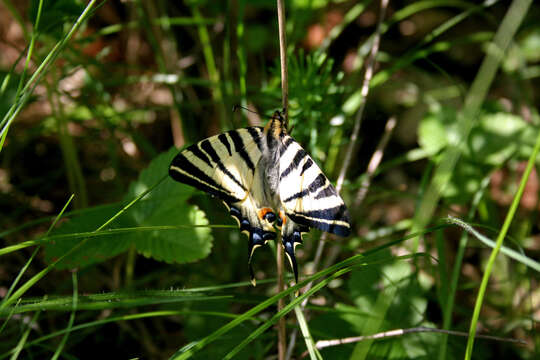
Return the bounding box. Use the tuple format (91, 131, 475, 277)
(438, 173, 491, 359)
(9, 300, 42, 360)
(465, 127, 540, 358)
(0, 310, 189, 359)
(0, 0, 98, 140)
(0, 195, 74, 307)
(125, 244, 137, 288)
(51, 272, 78, 360)
(0, 224, 233, 257)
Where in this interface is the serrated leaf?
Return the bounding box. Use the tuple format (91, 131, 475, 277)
(125, 148, 212, 263)
(46, 148, 213, 268)
(135, 204, 211, 263)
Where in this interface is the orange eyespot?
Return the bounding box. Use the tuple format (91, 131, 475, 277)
(258, 207, 274, 220)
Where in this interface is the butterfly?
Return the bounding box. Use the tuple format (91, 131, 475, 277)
(169, 111, 350, 285)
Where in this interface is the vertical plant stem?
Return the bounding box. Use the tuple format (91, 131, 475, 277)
(50, 78, 88, 209)
(125, 244, 137, 288)
(320, 115, 395, 271)
(236, 0, 249, 118)
(276, 1, 288, 359)
(135, 0, 187, 146)
(465, 130, 540, 358)
(285, 2, 388, 358)
(276, 238, 286, 360)
(277, 0, 288, 121)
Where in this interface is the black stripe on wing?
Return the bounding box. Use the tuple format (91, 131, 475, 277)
(200, 139, 246, 191)
(288, 204, 351, 237)
(229, 130, 255, 171)
(300, 158, 314, 175)
(169, 152, 242, 204)
(188, 144, 212, 168)
(282, 173, 327, 203)
(218, 133, 232, 156)
(247, 127, 264, 152)
(280, 148, 308, 180)
(314, 183, 337, 199)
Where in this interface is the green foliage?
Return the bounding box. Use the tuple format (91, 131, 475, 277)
(29, 0, 85, 37)
(263, 51, 346, 164)
(0, 71, 21, 119)
(1, 0, 539, 359)
(418, 103, 538, 203)
(45, 148, 213, 268)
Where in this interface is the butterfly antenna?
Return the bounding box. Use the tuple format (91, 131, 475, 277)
(232, 105, 261, 115)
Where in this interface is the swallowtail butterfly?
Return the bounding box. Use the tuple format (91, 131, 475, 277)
(169, 111, 351, 285)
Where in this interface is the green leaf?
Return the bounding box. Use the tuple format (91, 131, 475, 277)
(467, 112, 532, 165)
(45, 148, 213, 268)
(419, 106, 534, 165)
(419, 106, 536, 203)
(442, 161, 487, 204)
(418, 106, 458, 155)
(125, 148, 212, 263)
(520, 28, 540, 62)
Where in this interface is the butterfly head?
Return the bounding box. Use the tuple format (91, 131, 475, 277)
(266, 110, 289, 138)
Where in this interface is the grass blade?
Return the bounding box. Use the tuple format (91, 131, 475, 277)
(465, 123, 540, 358)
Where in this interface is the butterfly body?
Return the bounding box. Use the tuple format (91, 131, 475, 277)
(169, 111, 350, 285)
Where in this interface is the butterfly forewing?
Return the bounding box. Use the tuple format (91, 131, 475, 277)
(278, 135, 351, 237)
(169, 128, 264, 203)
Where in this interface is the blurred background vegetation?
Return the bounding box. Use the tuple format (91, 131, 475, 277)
(0, 0, 539, 358)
